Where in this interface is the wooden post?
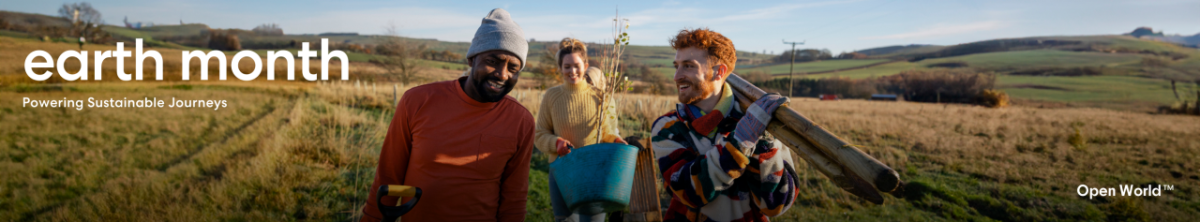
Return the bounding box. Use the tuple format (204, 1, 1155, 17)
(730, 88, 884, 204)
(393, 84, 399, 107)
(726, 74, 901, 194)
(1195, 87, 1200, 115)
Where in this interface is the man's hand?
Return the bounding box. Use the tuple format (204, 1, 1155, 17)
(555, 138, 574, 156)
(733, 93, 788, 152)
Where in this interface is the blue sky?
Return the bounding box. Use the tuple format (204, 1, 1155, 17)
(5, 0, 1198, 54)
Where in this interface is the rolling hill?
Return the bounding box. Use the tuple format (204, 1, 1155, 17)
(4, 9, 1200, 111)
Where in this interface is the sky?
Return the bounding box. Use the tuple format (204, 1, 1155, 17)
(5, 0, 1198, 54)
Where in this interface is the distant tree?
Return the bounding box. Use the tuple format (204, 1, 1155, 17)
(1141, 56, 1174, 79)
(442, 50, 463, 63)
(837, 52, 868, 59)
(1129, 27, 1161, 38)
(1142, 56, 1171, 68)
(775, 48, 832, 63)
(0, 18, 12, 30)
(527, 44, 561, 89)
(58, 2, 102, 24)
(252, 23, 283, 36)
(207, 29, 241, 51)
(640, 66, 673, 95)
(371, 22, 424, 85)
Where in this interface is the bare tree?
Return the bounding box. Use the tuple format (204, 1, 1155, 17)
(58, 2, 103, 24)
(371, 22, 424, 85)
(527, 44, 561, 89)
(252, 23, 283, 36)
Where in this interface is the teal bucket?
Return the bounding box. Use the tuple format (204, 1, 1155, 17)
(549, 143, 639, 215)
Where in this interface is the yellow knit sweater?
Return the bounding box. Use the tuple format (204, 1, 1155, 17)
(534, 81, 621, 162)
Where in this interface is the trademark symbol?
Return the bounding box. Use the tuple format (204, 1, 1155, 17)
(1165, 185, 1174, 191)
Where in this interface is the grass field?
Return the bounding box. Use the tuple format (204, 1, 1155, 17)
(916, 50, 1144, 69)
(800, 61, 922, 79)
(998, 75, 1180, 104)
(744, 59, 891, 75)
(2, 81, 1197, 221)
(2, 28, 1199, 221)
(0, 82, 389, 221)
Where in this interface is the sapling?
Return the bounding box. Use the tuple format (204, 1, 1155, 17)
(592, 10, 634, 142)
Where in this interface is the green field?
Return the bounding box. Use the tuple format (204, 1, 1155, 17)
(744, 59, 891, 75)
(998, 75, 1179, 104)
(917, 50, 1143, 69)
(800, 61, 921, 79)
(1047, 35, 1195, 54)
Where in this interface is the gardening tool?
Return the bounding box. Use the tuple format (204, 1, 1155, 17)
(376, 185, 422, 222)
(725, 73, 903, 204)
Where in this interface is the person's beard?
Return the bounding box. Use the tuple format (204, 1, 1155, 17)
(473, 74, 516, 103)
(677, 72, 716, 105)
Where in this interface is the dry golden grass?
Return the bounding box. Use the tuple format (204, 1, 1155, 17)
(4, 79, 1199, 221)
(778, 98, 1199, 221)
(519, 90, 1200, 221)
(0, 82, 407, 221)
(3, 35, 1198, 221)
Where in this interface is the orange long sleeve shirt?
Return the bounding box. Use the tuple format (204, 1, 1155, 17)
(362, 77, 535, 222)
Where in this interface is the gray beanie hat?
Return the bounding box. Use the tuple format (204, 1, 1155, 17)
(466, 8, 528, 70)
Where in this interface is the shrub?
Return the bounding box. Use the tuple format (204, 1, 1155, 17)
(1068, 124, 1087, 150)
(0, 18, 12, 30)
(754, 69, 1006, 106)
(881, 69, 996, 104)
(206, 29, 241, 51)
(757, 76, 878, 98)
(1104, 195, 1149, 222)
(926, 61, 969, 68)
(979, 89, 1009, 108)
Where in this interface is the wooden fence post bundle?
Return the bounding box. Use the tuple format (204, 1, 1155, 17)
(626, 137, 662, 222)
(725, 73, 902, 203)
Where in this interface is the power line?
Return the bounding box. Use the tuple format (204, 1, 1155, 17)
(783, 39, 805, 97)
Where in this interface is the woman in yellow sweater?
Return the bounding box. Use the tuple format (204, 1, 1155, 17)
(535, 38, 624, 222)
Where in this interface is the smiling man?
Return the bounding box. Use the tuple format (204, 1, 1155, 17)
(650, 28, 800, 222)
(362, 8, 534, 222)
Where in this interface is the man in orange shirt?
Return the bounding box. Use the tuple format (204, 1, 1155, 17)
(361, 8, 534, 222)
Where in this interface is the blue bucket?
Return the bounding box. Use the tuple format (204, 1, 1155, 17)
(549, 143, 639, 215)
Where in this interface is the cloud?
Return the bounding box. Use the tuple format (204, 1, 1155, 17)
(714, 0, 861, 22)
(281, 7, 480, 39)
(510, 0, 857, 46)
(861, 20, 1007, 40)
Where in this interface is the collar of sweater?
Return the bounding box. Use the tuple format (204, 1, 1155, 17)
(563, 80, 591, 92)
(677, 83, 736, 138)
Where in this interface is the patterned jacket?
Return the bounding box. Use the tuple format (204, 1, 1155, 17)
(650, 84, 800, 222)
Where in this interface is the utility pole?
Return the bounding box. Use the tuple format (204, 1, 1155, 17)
(783, 39, 805, 97)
